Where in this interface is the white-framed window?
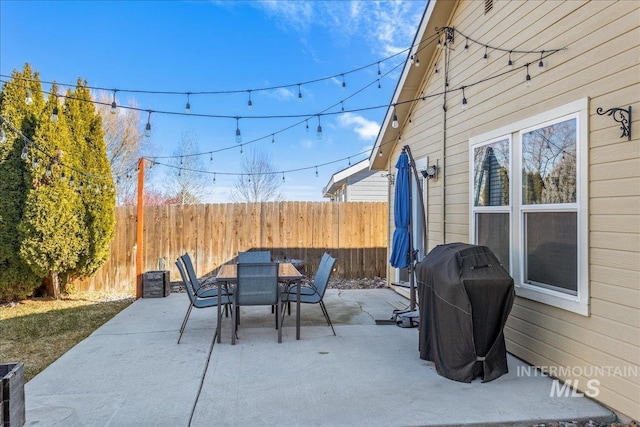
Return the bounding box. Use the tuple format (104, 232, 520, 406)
(469, 98, 589, 315)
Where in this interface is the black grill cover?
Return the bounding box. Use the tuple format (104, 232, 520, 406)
(416, 243, 514, 383)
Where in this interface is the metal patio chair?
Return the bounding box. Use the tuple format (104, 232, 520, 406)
(233, 262, 281, 344)
(281, 252, 337, 335)
(238, 250, 272, 263)
(175, 258, 231, 344)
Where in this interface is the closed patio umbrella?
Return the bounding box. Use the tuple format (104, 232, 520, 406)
(389, 149, 416, 309)
(389, 149, 410, 269)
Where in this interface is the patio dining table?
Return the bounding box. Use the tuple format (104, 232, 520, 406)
(215, 262, 305, 342)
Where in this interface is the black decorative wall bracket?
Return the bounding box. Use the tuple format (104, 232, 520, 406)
(596, 106, 632, 141)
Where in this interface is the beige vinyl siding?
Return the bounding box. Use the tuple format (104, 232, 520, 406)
(386, 0, 639, 419)
(345, 170, 389, 202)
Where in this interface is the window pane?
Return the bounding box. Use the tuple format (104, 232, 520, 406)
(476, 212, 510, 268)
(473, 139, 510, 206)
(525, 212, 577, 294)
(522, 118, 576, 205)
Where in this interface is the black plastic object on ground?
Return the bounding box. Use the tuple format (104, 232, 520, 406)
(416, 243, 515, 383)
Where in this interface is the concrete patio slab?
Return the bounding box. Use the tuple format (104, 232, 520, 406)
(24, 289, 616, 427)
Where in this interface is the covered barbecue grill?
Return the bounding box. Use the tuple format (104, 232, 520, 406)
(416, 243, 515, 383)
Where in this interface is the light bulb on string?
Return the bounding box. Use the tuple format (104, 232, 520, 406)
(213, 173, 216, 184)
(32, 156, 39, 169)
(50, 105, 59, 123)
(378, 150, 383, 157)
(377, 79, 381, 89)
(341, 74, 346, 90)
(305, 120, 309, 132)
(461, 86, 468, 112)
(210, 152, 213, 162)
(178, 169, 181, 177)
(271, 134, 276, 145)
(341, 101, 345, 112)
(464, 38, 469, 50)
(377, 62, 381, 76)
(414, 56, 420, 67)
(69, 176, 75, 187)
(297, 84, 303, 103)
(79, 181, 84, 191)
(235, 117, 242, 143)
(61, 171, 66, 182)
(180, 156, 183, 165)
(538, 51, 545, 68)
(392, 105, 399, 128)
(315, 166, 318, 178)
(247, 174, 251, 183)
(25, 89, 33, 105)
(316, 115, 323, 140)
(185, 93, 191, 114)
(247, 90, 253, 110)
(282, 172, 285, 182)
(240, 145, 244, 156)
(144, 110, 152, 137)
(525, 63, 532, 87)
(111, 90, 118, 114)
(437, 36, 443, 49)
(21, 145, 28, 160)
(348, 157, 351, 166)
(483, 46, 489, 64)
(508, 51, 514, 68)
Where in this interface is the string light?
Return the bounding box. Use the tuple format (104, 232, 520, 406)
(247, 90, 253, 110)
(32, 156, 39, 169)
(315, 166, 318, 178)
(305, 119, 309, 132)
(377, 79, 381, 89)
(144, 110, 151, 137)
(210, 152, 213, 162)
(50, 105, 59, 123)
(25, 89, 33, 105)
(282, 172, 285, 182)
(240, 144, 243, 155)
(538, 51, 545, 68)
(111, 90, 117, 114)
(213, 173, 216, 184)
(414, 56, 420, 67)
(525, 63, 532, 87)
(297, 84, 303, 102)
(508, 51, 514, 68)
(69, 176, 75, 187)
(235, 117, 242, 143)
(341, 74, 346, 90)
(341, 101, 345, 112)
(464, 37, 469, 50)
(185, 93, 191, 114)
(271, 134, 275, 145)
(392, 105, 399, 128)
(316, 115, 323, 140)
(377, 62, 381, 76)
(483, 46, 489, 64)
(461, 86, 468, 111)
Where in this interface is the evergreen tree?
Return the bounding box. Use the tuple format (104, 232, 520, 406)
(0, 64, 44, 299)
(63, 80, 115, 279)
(17, 84, 86, 298)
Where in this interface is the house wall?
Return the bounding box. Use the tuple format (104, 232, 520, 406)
(345, 169, 389, 202)
(389, 0, 639, 419)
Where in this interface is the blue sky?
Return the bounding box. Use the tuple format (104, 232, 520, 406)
(0, 1, 426, 202)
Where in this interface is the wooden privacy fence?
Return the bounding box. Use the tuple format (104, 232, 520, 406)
(71, 201, 389, 293)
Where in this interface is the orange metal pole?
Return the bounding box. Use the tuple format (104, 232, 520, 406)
(136, 158, 145, 299)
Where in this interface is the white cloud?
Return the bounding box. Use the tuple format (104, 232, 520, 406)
(252, 1, 426, 57)
(336, 112, 380, 140)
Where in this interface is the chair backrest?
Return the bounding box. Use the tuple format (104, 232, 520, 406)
(313, 253, 337, 299)
(236, 262, 279, 306)
(175, 259, 197, 304)
(180, 253, 206, 294)
(238, 250, 272, 263)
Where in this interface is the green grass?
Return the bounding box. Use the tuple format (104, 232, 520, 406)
(0, 294, 134, 381)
